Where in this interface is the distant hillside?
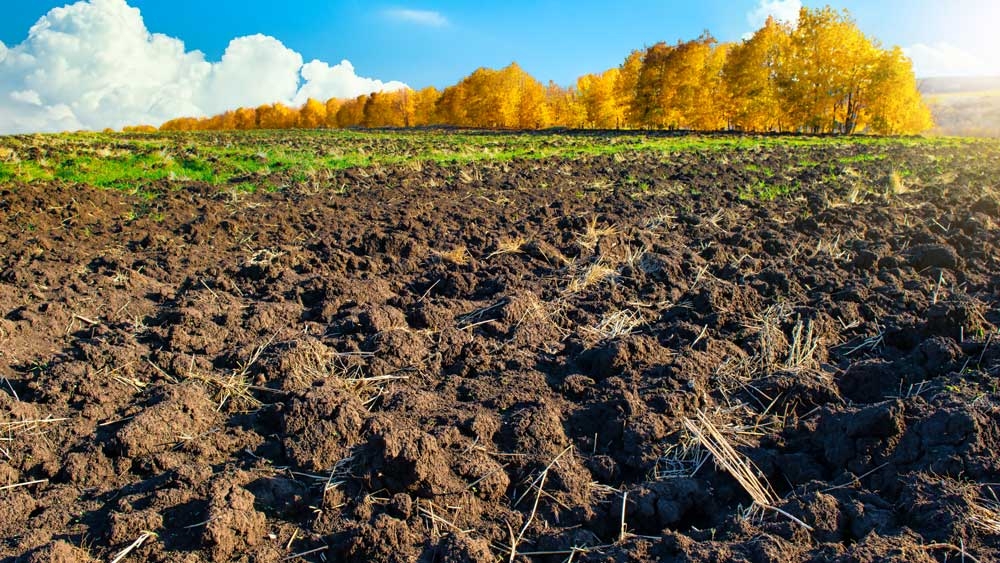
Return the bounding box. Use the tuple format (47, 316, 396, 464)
(919, 76, 1000, 94)
(921, 76, 1000, 137)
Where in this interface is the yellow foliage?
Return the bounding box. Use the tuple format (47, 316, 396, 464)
(616, 50, 644, 128)
(324, 98, 342, 127)
(547, 82, 585, 128)
(413, 86, 441, 126)
(723, 16, 793, 131)
(298, 98, 327, 128)
(150, 7, 931, 135)
(866, 47, 933, 134)
(336, 96, 367, 128)
(441, 63, 551, 129)
(577, 69, 622, 128)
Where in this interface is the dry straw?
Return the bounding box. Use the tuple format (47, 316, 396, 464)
(683, 410, 812, 531)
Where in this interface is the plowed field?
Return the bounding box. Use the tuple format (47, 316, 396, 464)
(1, 131, 999, 562)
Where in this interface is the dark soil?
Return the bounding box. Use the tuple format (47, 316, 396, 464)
(2, 136, 1000, 562)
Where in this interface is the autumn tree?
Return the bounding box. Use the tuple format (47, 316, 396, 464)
(865, 47, 933, 134)
(513, 68, 550, 129)
(341, 96, 369, 128)
(453, 68, 491, 127)
(150, 6, 931, 135)
(695, 39, 731, 130)
(545, 82, 584, 128)
(254, 104, 274, 129)
(255, 103, 296, 129)
(772, 6, 932, 134)
(159, 117, 199, 131)
(324, 98, 343, 128)
(397, 89, 418, 127)
(631, 43, 672, 128)
(615, 49, 644, 128)
(362, 92, 390, 127)
(434, 83, 469, 126)
(780, 7, 871, 133)
(204, 111, 236, 130)
(298, 98, 328, 128)
(442, 63, 550, 129)
(632, 34, 728, 130)
(412, 86, 441, 126)
(234, 107, 257, 130)
(723, 16, 792, 132)
(577, 68, 623, 128)
(362, 90, 414, 128)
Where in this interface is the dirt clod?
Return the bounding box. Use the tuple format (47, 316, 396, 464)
(2, 135, 999, 562)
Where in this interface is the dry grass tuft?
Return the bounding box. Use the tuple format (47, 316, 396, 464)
(246, 248, 285, 268)
(784, 318, 822, 372)
(436, 245, 470, 265)
(812, 234, 851, 261)
(714, 305, 825, 402)
(684, 410, 812, 530)
(188, 369, 262, 413)
(684, 411, 777, 508)
(187, 335, 275, 412)
(971, 489, 1000, 535)
(488, 236, 528, 259)
(652, 440, 709, 480)
(749, 304, 791, 371)
(577, 216, 619, 251)
(277, 339, 406, 408)
(613, 244, 649, 272)
(507, 292, 572, 342)
(887, 169, 907, 196)
(565, 260, 618, 295)
(645, 209, 677, 230)
(586, 309, 643, 342)
(457, 167, 482, 184)
(307, 354, 405, 410)
(844, 183, 863, 205)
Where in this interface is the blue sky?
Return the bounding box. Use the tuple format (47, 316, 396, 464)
(3, 0, 996, 89)
(0, 0, 996, 133)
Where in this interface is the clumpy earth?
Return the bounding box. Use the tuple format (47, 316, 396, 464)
(1, 133, 1000, 562)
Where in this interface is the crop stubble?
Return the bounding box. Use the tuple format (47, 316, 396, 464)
(0, 132, 999, 562)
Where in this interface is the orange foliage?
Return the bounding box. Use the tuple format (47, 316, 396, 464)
(298, 98, 327, 128)
(149, 7, 931, 135)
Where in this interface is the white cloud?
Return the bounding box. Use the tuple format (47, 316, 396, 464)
(905, 42, 996, 78)
(0, 101, 81, 134)
(199, 34, 303, 115)
(0, 0, 407, 134)
(745, 0, 801, 35)
(294, 60, 407, 105)
(10, 90, 42, 106)
(382, 8, 449, 27)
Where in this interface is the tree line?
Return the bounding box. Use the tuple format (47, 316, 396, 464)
(148, 7, 932, 135)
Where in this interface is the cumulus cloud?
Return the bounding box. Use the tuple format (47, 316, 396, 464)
(294, 60, 407, 105)
(198, 34, 303, 115)
(382, 8, 449, 27)
(0, 0, 407, 134)
(905, 42, 996, 78)
(744, 0, 801, 38)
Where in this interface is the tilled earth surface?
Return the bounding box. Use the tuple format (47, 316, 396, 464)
(2, 137, 1000, 562)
